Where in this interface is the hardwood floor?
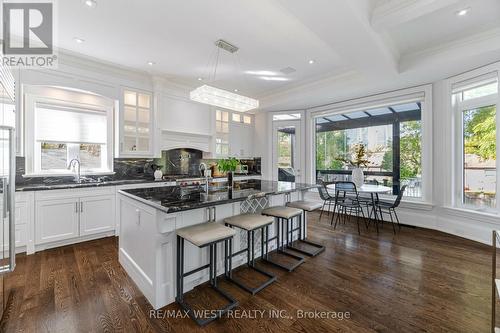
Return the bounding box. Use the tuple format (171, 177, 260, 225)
(0, 212, 492, 332)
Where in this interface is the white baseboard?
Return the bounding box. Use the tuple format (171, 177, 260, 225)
(34, 231, 116, 253)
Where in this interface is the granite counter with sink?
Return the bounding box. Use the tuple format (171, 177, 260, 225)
(15, 179, 174, 192)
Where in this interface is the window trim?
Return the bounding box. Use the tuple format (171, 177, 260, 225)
(24, 91, 114, 176)
(308, 85, 433, 203)
(451, 72, 499, 213)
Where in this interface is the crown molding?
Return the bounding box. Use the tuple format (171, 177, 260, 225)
(400, 27, 500, 71)
(371, 0, 461, 31)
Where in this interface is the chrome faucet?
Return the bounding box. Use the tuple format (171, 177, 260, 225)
(67, 158, 81, 183)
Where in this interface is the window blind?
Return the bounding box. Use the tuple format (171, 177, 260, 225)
(35, 103, 107, 144)
(452, 71, 498, 94)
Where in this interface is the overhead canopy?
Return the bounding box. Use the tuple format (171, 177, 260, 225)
(315, 102, 421, 132)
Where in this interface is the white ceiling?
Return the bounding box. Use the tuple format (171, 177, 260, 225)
(57, 0, 346, 97)
(387, 0, 500, 55)
(51, 0, 500, 110)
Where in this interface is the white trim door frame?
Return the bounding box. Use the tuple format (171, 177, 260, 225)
(272, 120, 304, 183)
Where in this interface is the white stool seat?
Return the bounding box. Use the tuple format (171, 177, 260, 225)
(224, 214, 274, 231)
(262, 206, 302, 219)
(286, 200, 322, 212)
(177, 223, 236, 247)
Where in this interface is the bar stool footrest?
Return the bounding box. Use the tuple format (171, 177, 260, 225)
(175, 285, 238, 326)
(262, 250, 304, 272)
(226, 265, 276, 295)
(287, 239, 325, 257)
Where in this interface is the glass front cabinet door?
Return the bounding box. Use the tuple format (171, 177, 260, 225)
(120, 89, 153, 156)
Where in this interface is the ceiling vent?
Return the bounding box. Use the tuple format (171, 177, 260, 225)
(280, 67, 296, 75)
(215, 39, 239, 53)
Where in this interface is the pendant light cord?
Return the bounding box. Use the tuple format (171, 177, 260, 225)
(212, 46, 221, 83)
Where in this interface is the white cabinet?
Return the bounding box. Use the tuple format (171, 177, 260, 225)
(34, 188, 116, 246)
(79, 195, 115, 236)
(229, 122, 254, 158)
(35, 198, 79, 244)
(118, 89, 154, 157)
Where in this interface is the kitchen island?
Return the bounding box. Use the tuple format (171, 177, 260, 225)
(117, 180, 318, 309)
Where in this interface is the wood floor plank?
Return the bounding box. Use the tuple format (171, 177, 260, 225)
(0, 212, 492, 332)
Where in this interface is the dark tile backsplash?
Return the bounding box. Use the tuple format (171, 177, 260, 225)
(154, 148, 203, 176)
(15, 156, 156, 187)
(15, 152, 261, 187)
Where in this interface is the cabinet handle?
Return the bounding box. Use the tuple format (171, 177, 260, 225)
(75, 202, 78, 213)
(80, 202, 83, 213)
(212, 207, 216, 222)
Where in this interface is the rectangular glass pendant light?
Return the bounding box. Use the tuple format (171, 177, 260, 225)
(190, 85, 259, 112)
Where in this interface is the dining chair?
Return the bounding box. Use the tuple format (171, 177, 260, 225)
(318, 181, 335, 221)
(332, 181, 366, 235)
(376, 185, 407, 234)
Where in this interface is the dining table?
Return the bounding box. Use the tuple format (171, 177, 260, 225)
(326, 183, 392, 221)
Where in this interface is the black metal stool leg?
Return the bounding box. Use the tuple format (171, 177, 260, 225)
(225, 224, 276, 295)
(261, 216, 304, 272)
(176, 235, 238, 326)
(287, 211, 325, 256)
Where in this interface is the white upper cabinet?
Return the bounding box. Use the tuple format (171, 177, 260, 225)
(229, 112, 254, 158)
(118, 88, 154, 157)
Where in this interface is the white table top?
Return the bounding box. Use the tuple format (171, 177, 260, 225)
(326, 183, 392, 194)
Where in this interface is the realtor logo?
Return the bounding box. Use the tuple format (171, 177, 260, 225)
(2, 1, 57, 68)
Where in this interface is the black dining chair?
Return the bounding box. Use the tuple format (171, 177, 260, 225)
(376, 185, 407, 234)
(318, 181, 335, 221)
(332, 182, 366, 235)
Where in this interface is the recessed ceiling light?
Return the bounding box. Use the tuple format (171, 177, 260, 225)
(73, 37, 85, 44)
(147, 61, 155, 66)
(234, 89, 239, 92)
(197, 77, 203, 81)
(456, 7, 470, 16)
(308, 59, 315, 64)
(84, 0, 97, 8)
(260, 76, 290, 81)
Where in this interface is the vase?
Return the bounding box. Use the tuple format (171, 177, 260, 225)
(227, 171, 234, 188)
(351, 168, 364, 188)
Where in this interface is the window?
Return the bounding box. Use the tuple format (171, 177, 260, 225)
(231, 112, 252, 124)
(33, 103, 111, 174)
(232, 113, 241, 122)
(314, 102, 422, 198)
(215, 110, 229, 156)
(453, 75, 499, 211)
(273, 113, 301, 121)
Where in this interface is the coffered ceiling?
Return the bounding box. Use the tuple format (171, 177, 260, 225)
(52, 0, 500, 110)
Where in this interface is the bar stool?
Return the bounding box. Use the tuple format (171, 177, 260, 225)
(286, 201, 326, 256)
(261, 206, 305, 272)
(224, 214, 277, 295)
(176, 223, 238, 326)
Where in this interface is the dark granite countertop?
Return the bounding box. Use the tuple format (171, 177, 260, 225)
(15, 179, 175, 192)
(15, 174, 262, 192)
(119, 180, 319, 214)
